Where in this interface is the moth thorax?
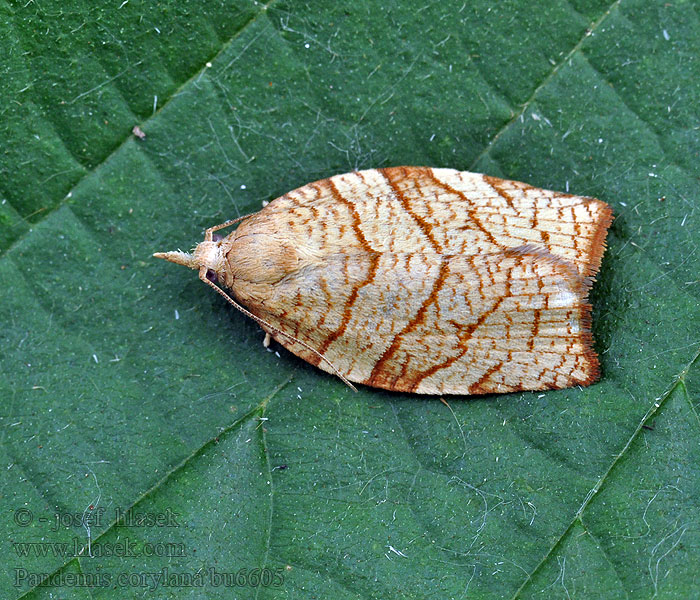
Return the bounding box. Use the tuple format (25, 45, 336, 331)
(194, 241, 224, 273)
(227, 233, 301, 286)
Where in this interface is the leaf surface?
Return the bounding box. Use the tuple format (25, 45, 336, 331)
(1, 1, 698, 598)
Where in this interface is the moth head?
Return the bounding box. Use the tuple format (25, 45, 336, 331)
(153, 240, 225, 278)
(193, 241, 225, 274)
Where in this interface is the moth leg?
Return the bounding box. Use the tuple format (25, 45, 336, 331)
(263, 332, 272, 348)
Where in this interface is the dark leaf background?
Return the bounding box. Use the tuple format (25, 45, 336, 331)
(1, 0, 698, 598)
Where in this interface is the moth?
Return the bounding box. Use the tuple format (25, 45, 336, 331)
(155, 167, 612, 394)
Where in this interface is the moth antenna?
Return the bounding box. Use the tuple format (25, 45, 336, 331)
(204, 214, 255, 240)
(197, 267, 357, 392)
(153, 251, 199, 269)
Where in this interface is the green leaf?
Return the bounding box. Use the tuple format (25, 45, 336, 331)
(1, 0, 698, 598)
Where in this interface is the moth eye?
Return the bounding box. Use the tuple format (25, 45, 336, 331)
(212, 233, 223, 242)
(206, 269, 218, 283)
